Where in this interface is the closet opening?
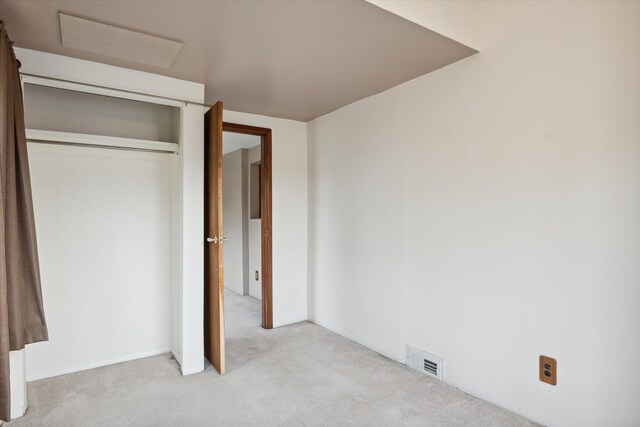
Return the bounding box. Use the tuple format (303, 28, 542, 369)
(22, 80, 180, 382)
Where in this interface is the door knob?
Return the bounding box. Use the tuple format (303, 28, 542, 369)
(219, 235, 228, 243)
(206, 237, 218, 244)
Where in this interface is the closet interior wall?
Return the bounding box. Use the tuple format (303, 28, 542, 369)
(23, 84, 178, 381)
(14, 48, 206, 387)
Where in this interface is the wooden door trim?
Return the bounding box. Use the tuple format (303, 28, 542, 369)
(223, 121, 273, 329)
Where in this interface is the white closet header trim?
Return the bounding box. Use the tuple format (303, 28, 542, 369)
(21, 72, 209, 109)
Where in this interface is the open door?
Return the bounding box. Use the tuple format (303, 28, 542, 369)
(204, 101, 225, 374)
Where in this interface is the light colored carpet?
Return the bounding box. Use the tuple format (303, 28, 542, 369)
(8, 290, 535, 426)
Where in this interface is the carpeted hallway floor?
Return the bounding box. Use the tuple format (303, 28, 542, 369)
(8, 289, 535, 426)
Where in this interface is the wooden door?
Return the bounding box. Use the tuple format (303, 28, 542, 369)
(204, 101, 225, 374)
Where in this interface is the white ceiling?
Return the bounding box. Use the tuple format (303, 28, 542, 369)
(0, 0, 476, 121)
(223, 131, 260, 156)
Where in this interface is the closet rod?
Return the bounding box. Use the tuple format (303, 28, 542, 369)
(27, 138, 176, 154)
(20, 72, 211, 108)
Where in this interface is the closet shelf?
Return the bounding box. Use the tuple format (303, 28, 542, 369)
(25, 129, 179, 154)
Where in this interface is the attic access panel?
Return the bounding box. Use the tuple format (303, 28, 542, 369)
(60, 12, 183, 68)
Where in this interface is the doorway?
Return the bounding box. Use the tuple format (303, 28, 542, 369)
(204, 102, 273, 375)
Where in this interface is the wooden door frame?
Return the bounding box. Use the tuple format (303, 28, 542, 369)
(222, 122, 273, 329)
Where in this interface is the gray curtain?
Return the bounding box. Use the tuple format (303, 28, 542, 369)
(0, 21, 48, 422)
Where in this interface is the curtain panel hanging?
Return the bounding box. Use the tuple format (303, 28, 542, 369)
(0, 21, 48, 422)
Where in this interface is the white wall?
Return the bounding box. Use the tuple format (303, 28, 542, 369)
(225, 110, 307, 327)
(248, 220, 262, 300)
(170, 102, 205, 375)
(307, 2, 640, 426)
(222, 149, 248, 295)
(26, 144, 173, 381)
(248, 145, 262, 300)
(9, 351, 26, 418)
